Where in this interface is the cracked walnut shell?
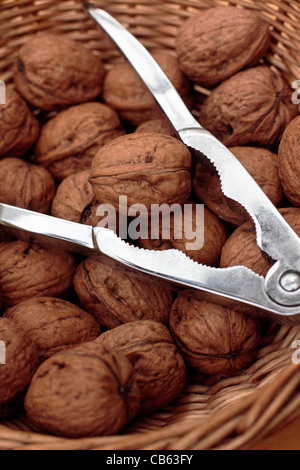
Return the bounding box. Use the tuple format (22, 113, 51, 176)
(278, 116, 300, 206)
(34, 102, 125, 181)
(169, 295, 261, 375)
(74, 255, 173, 329)
(24, 342, 140, 437)
(96, 320, 186, 415)
(14, 35, 105, 111)
(0, 241, 78, 308)
(0, 317, 39, 418)
(0, 157, 56, 214)
(4, 297, 101, 361)
(89, 133, 192, 212)
(0, 87, 39, 159)
(200, 66, 298, 148)
(176, 6, 270, 87)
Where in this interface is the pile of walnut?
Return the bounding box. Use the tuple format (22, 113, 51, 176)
(0, 5, 299, 439)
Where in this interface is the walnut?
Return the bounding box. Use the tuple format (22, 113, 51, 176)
(0, 157, 56, 214)
(89, 133, 192, 212)
(51, 169, 116, 230)
(0, 241, 78, 308)
(96, 320, 186, 415)
(200, 66, 298, 147)
(73, 255, 173, 329)
(24, 342, 140, 437)
(0, 317, 39, 417)
(220, 207, 300, 276)
(193, 147, 284, 226)
(176, 6, 271, 87)
(135, 117, 178, 138)
(14, 35, 105, 111)
(102, 52, 193, 126)
(169, 295, 261, 375)
(51, 170, 95, 223)
(278, 116, 300, 206)
(0, 87, 39, 159)
(33, 102, 125, 181)
(139, 203, 228, 267)
(4, 297, 101, 361)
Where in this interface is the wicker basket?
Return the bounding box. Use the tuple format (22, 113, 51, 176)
(1, 0, 300, 451)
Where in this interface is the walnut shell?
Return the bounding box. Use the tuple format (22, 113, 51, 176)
(14, 35, 105, 111)
(74, 255, 173, 329)
(193, 147, 284, 226)
(89, 133, 192, 212)
(51, 170, 95, 223)
(24, 342, 140, 437)
(220, 207, 300, 276)
(4, 297, 101, 361)
(169, 295, 261, 375)
(0, 157, 56, 213)
(278, 116, 300, 206)
(200, 66, 297, 147)
(176, 6, 270, 87)
(96, 320, 186, 415)
(33, 102, 125, 181)
(0, 87, 39, 158)
(102, 52, 193, 126)
(139, 203, 228, 267)
(135, 117, 178, 138)
(51, 169, 116, 230)
(0, 317, 39, 417)
(0, 241, 78, 308)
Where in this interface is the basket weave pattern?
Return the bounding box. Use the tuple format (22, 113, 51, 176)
(0, 0, 300, 450)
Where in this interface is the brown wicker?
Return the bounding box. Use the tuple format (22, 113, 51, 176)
(0, 0, 300, 450)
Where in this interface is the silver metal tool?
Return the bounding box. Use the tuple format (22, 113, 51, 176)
(1, 6, 300, 325)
